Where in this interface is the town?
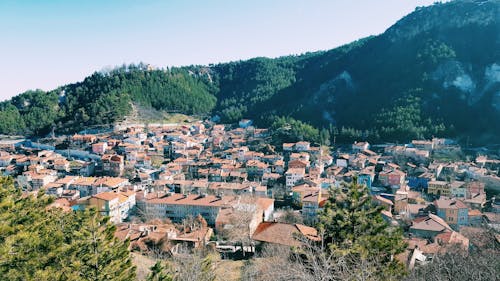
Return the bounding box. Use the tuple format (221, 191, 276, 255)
(0, 117, 499, 276)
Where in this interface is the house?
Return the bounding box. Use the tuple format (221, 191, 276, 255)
(0, 154, 13, 167)
(60, 189, 80, 201)
(256, 198, 274, 222)
(215, 203, 263, 237)
(468, 209, 483, 226)
(285, 168, 305, 189)
(412, 140, 434, 151)
(408, 173, 433, 191)
(378, 169, 406, 188)
(295, 142, 310, 152)
(92, 142, 108, 155)
(44, 182, 64, 197)
(288, 160, 309, 175)
(427, 181, 452, 197)
(170, 227, 213, 250)
(72, 134, 97, 144)
(89, 190, 136, 224)
(92, 177, 130, 193)
(31, 174, 57, 190)
(450, 181, 466, 198)
(434, 198, 469, 229)
(358, 169, 375, 190)
(464, 192, 486, 210)
(53, 158, 70, 173)
(352, 141, 370, 152)
(434, 231, 469, 250)
(251, 222, 320, 247)
(335, 154, 349, 168)
(291, 183, 318, 206)
(138, 193, 238, 225)
(102, 154, 124, 177)
(373, 195, 394, 212)
(282, 143, 295, 152)
(301, 191, 323, 224)
(238, 119, 253, 128)
(409, 214, 453, 239)
(245, 160, 269, 180)
(69, 176, 97, 197)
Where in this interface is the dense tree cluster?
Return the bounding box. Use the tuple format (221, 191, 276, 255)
(269, 116, 320, 145)
(0, 65, 216, 136)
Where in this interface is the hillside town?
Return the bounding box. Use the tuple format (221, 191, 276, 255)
(1, 119, 499, 271)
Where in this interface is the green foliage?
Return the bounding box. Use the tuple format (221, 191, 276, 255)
(417, 39, 456, 66)
(0, 103, 25, 134)
(0, 64, 217, 136)
(270, 116, 320, 145)
(214, 57, 300, 123)
(317, 179, 407, 279)
(0, 177, 136, 281)
(147, 261, 173, 281)
(374, 91, 446, 142)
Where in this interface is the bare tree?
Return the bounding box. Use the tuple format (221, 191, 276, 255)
(220, 205, 255, 243)
(275, 208, 303, 224)
(168, 245, 216, 281)
(242, 235, 382, 281)
(181, 214, 207, 233)
(406, 235, 500, 281)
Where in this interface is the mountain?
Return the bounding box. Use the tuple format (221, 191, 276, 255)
(1, 0, 498, 144)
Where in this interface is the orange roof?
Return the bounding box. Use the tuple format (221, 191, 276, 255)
(434, 198, 468, 209)
(145, 193, 237, 208)
(73, 177, 97, 186)
(468, 209, 482, 216)
(252, 222, 320, 247)
(256, 198, 274, 211)
(93, 177, 128, 188)
(93, 191, 119, 201)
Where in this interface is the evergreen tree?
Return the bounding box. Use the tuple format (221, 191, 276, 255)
(0, 177, 136, 281)
(317, 179, 407, 279)
(147, 261, 173, 281)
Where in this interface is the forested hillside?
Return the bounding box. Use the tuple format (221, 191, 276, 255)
(0, 64, 216, 135)
(1, 0, 498, 144)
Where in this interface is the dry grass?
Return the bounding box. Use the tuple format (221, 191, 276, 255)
(214, 259, 245, 281)
(132, 253, 156, 281)
(131, 251, 244, 281)
(125, 103, 199, 124)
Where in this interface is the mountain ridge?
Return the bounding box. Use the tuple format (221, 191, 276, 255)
(0, 0, 498, 144)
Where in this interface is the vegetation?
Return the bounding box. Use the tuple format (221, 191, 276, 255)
(144, 248, 216, 281)
(317, 180, 407, 279)
(270, 116, 320, 145)
(0, 64, 216, 136)
(241, 180, 407, 281)
(0, 177, 135, 281)
(406, 232, 500, 281)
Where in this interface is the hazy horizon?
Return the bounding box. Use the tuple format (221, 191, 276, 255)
(0, 0, 439, 101)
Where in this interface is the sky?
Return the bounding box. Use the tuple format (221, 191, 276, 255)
(0, 0, 439, 101)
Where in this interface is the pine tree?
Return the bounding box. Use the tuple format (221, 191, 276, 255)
(67, 208, 136, 281)
(317, 179, 407, 279)
(0, 177, 136, 281)
(147, 261, 173, 281)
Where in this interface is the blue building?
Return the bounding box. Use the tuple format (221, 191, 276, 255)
(408, 172, 433, 192)
(357, 173, 374, 190)
(434, 198, 469, 229)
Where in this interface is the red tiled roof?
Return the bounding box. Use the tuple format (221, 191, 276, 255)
(252, 222, 320, 247)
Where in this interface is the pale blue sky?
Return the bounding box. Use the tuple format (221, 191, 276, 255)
(0, 0, 439, 100)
